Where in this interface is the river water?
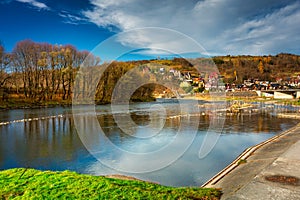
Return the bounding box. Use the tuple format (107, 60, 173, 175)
(0, 101, 299, 186)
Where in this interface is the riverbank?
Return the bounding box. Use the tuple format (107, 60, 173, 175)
(0, 168, 221, 200)
(1, 91, 300, 110)
(204, 120, 300, 199)
(0, 97, 157, 110)
(0, 99, 72, 110)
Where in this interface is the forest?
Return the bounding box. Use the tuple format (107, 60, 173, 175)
(213, 54, 300, 83)
(0, 40, 99, 103)
(1, 39, 300, 108)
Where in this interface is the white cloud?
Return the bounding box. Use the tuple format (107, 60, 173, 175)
(82, 0, 300, 55)
(115, 28, 209, 56)
(16, 0, 49, 10)
(82, 0, 141, 30)
(219, 1, 300, 55)
(59, 11, 87, 25)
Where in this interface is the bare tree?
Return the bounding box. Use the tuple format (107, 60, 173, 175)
(0, 43, 10, 101)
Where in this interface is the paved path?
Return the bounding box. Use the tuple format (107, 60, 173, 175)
(204, 123, 300, 200)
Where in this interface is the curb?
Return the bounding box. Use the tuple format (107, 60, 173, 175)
(202, 123, 300, 187)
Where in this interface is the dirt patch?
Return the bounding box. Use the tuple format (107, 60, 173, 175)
(105, 174, 140, 181)
(265, 175, 300, 186)
(104, 174, 160, 184)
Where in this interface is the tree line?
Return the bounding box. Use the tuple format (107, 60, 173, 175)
(0, 40, 100, 103)
(0, 40, 160, 105)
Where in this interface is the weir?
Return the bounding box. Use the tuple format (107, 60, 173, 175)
(0, 114, 64, 126)
(256, 89, 300, 99)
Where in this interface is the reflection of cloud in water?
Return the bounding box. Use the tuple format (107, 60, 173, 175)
(85, 132, 275, 186)
(92, 132, 195, 172)
(74, 103, 200, 173)
(85, 133, 198, 185)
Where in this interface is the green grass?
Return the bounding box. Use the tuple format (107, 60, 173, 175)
(0, 168, 221, 200)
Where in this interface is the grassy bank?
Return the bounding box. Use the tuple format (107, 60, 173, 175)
(0, 168, 221, 199)
(0, 98, 72, 110)
(0, 97, 156, 110)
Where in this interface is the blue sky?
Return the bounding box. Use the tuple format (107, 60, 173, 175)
(0, 0, 112, 53)
(0, 0, 300, 61)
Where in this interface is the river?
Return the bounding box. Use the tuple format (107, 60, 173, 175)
(0, 101, 299, 186)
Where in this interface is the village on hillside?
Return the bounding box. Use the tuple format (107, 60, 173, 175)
(140, 56, 300, 100)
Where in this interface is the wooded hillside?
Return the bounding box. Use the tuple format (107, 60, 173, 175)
(214, 54, 300, 83)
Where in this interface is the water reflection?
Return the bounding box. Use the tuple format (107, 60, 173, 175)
(0, 115, 91, 172)
(0, 103, 299, 186)
(73, 103, 200, 173)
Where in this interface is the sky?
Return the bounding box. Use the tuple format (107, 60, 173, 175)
(0, 0, 300, 61)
